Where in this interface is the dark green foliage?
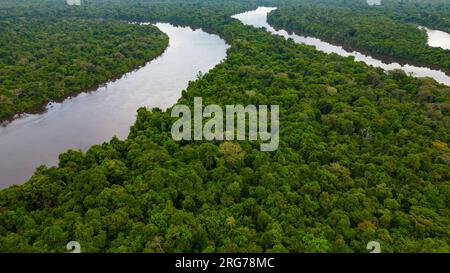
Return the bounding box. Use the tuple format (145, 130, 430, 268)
(0, 17, 168, 120)
(0, 0, 449, 253)
(267, 0, 450, 71)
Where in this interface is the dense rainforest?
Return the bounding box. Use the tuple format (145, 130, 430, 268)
(0, 0, 449, 253)
(0, 0, 259, 120)
(275, 0, 450, 33)
(0, 17, 168, 121)
(373, 0, 450, 33)
(267, 0, 450, 73)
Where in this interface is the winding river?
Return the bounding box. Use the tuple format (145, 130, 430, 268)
(233, 7, 450, 86)
(0, 23, 228, 187)
(1, 8, 449, 188)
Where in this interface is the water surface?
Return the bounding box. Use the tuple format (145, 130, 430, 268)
(0, 23, 228, 187)
(420, 26, 450, 50)
(233, 7, 450, 86)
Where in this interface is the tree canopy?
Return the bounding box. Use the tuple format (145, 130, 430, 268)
(267, 0, 450, 72)
(0, 17, 168, 120)
(0, 0, 449, 253)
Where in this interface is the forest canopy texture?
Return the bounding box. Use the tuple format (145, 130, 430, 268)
(0, 0, 449, 253)
(267, 0, 450, 72)
(0, 17, 168, 120)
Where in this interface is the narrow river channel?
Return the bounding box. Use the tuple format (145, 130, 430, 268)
(233, 7, 450, 86)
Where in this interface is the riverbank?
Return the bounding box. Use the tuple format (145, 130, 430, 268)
(0, 23, 228, 186)
(234, 7, 450, 86)
(0, 19, 169, 124)
(267, 5, 450, 76)
(270, 24, 450, 78)
(1, 5, 449, 253)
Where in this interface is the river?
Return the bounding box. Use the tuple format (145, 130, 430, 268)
(0, 23, 228, 187)
(1, 8, 449, 188)
(366, 1, 450, 51)
(232, 7, 450, 86)
(420, 26, 450, 50)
